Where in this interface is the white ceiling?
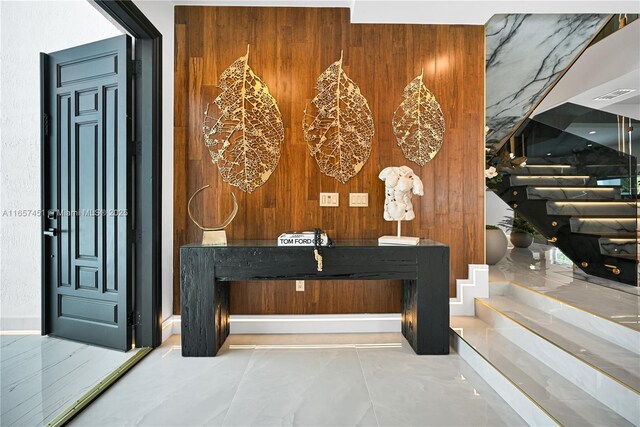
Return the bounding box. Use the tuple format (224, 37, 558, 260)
(534, 19, 640, 120)
(173, 1, 640, 24)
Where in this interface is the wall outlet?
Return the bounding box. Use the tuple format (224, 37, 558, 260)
(295, 280, 305, 291)
(319, 192, 339, 207)
(349, 193, 369, 207)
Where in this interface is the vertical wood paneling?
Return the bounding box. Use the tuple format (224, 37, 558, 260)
(174, 7, 484, 315)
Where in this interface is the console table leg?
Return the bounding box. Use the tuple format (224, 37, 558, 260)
(403, 248, 450, 355)
(181, 249, 229, 356)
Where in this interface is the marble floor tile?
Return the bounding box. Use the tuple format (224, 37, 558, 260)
(0, 335, 135, 427)
(72, 334, 525, 427)
(70, 337, 253, 427)
(222, 347, 376, 426)
(356, 343, 526, 426)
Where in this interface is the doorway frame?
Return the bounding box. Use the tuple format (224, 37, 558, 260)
(40, 0, 162, 348)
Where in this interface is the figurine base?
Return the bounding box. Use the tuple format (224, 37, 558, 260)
(378, 235, 420, 246)
(202, 230, 227, 246)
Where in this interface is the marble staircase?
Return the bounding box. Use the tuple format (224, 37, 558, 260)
(451, 282, 640, 426)
(490, 155, 638, 285)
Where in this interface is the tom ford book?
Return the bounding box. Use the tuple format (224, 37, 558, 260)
(277, 232, 330, 246)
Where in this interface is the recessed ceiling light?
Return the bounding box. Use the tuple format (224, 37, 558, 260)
(594, 88, 636, 101)
(589, 131, 597, 134)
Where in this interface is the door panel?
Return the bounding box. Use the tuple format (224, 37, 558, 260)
(42, 35, 132, 351)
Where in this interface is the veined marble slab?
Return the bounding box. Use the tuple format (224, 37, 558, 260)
(599, 238, 639, 256)
(547, 201, 638, 217)
(510, 175, 590, 186)
(527, 186, 619, 200)
(570, 217, 637, 234)
(486, 14, 609, 143)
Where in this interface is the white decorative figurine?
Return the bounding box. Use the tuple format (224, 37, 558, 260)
(378, 166, 424, 245)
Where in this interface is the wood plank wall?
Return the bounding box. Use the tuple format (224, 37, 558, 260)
(174, 6, 485, 315)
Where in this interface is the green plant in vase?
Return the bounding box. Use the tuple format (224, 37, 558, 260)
(510, 213, 536, 248)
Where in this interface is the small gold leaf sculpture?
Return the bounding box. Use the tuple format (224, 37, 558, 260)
(303, 51, 375, 184)
(392, 69, 445, 166)
(203, 45, 284, 193)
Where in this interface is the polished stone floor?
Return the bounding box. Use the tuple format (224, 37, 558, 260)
(0, 334, 135, 427)
(71, 334, 525, 427)
(491, 244, 640, 330)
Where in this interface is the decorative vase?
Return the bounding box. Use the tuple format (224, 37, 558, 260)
(510, 231, 534, 248)
(486, 228, 508, 265)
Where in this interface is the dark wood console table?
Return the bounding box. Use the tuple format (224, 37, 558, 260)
(180, 240, 449, 357)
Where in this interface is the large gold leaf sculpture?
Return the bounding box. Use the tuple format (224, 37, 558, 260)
(203, 45, 284, 193)
(303, 51, 375, 184)
(392, 70, 445, 166)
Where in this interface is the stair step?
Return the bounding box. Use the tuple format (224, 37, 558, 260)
(527, 186, 620, 201)
(451, 316, 635, 426)
(524, 156, 577, 165)
(570, 217, 637, 235)
(512, 165, 577, 175)
(600, 238, 639, 258)
(510, 175, 591, 186)
(607, 253, 640, 261)
(500, 282, 640, 355)
(480, 295, 640, 392)
(474, 299, 640, 425)
(547, 201, 639, 217)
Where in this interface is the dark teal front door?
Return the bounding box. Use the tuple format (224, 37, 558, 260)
(42, 35, 133, 351)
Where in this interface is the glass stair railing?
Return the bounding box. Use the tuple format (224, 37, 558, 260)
(488, 102, 638, 286)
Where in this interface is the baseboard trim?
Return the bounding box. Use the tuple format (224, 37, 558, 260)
(162, 313, 401, 338)
(0, 317, 41, 333)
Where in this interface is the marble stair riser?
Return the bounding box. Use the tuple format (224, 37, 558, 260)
(475, 300, 640, 425)
(570, 218, 637, 235)
(546, 201, 639, 217)
(599, 238, 640, 257)
(510, 176, 591, 186)
(449, 331, 559, 427)
(499, 283, 640, 356)
(526, 187, 620, 201)
(511, 166, 577, 175)
(522, 157, 578, 165)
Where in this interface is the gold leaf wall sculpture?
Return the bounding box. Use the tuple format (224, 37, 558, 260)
(392, 70, 445, 166)
(202, 45, 284, 193)
(302, 51, 375, 184)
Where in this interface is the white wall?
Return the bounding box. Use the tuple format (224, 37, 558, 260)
(0, 1, 122, 330)
(131, 0, 175, 323)
(486, 190, 513, 235)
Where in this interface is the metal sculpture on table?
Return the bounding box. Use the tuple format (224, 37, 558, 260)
(203, 45, 284, 193)
(378, 166, 424, 245)
(188, 185, 238, 246)
(303, 51, 375, 184)
(392, 69, 445, 166)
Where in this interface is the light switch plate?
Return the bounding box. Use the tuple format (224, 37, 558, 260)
(349, 193, 369, 207)
(320, 192, 339, 207)
(296, 280, 305, 291)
